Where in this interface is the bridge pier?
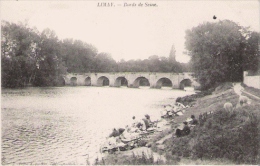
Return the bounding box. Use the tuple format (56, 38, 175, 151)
(90, 74, 98, 86)
(148, 74, 157, 89)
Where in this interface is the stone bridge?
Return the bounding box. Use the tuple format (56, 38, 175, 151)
(62, 72, 199, 89)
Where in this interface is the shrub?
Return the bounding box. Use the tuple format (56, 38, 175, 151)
(176, 90, 212, 106)
(137, 139, 148, 147)
(213, 82, 233, 94)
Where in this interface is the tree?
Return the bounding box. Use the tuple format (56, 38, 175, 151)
(33, 28, 65, 86)
(185, 20, 253, 89)
(159, 56, 171, 72)
(169, 44, 176, 63)
(1, 21, 40, 87)
(242, 32, 260, 75)
(60, 39, 97, 73)
(93, 52, 117, 72)
(148, 55, 160, 72)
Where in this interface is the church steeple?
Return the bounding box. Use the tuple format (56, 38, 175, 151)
(169, 45, 176, 63)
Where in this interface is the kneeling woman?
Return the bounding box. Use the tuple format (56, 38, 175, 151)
(175, 122, 190, 137)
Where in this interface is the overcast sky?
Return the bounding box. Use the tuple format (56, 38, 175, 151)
(1, 1, 259, 63)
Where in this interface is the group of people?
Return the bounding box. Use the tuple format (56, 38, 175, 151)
(173, 97, 252, 138)
(101, 83, 253, 154)
(132, 114, 155, 131)
(102, 102, 201, 153)
(161, 102, 191, 118)
(159, 101, 199, 138)
(175, 114, 198, 137)
(101, 114, 157, 153)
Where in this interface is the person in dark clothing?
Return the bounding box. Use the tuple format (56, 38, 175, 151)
(182, 122, 190, 135)
(175, 129, 182, 137)
(190, 115, 198, 125)
(109, 128, 120, 137)
(136, 122, 143, 130)
(142, 118, 150, 130)
(145, 114, 153, 127)
(118, 128, 125, 135)
(175, 122, 190, 137)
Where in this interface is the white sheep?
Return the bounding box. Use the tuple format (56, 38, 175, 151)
(238, 95, 251, 106)
(224, 102, 234, 111)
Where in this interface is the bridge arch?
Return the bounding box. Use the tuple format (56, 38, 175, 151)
(70, 77, 77, 86)
(114, 77, 128, 87)
(97, 76, 110, 86)
(133, 76, 150, 88)
(84, 77, 91, 86)
(155, 77, 172, 89)
(179, 79, 192, 90)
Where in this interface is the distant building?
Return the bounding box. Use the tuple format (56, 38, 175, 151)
(243, 71, 260, 89)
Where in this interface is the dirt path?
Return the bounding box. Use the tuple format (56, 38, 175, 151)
(233, 82, 244, 96)
(233, 82, 260, 100)
(242, 90, 260, 100)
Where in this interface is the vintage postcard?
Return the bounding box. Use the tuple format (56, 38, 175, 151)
(1, 0, 259, 165)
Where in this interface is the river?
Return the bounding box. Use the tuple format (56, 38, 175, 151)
(1, 86, 193, 165)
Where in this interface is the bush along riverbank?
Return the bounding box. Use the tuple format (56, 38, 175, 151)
(96, 83, 260, 165)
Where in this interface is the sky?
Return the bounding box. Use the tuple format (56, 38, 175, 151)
(1, 1, 259, 63)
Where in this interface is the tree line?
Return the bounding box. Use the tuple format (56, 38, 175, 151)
(1, 21, 189, 88)
(185, 20, 259, 90)
(2, 20, 259, 89)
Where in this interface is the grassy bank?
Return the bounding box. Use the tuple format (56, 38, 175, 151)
(95, 151, 167, 165)
(97, 83, 260, 165)
(155, 83, 260, 165)
(159, 105, 260, 164)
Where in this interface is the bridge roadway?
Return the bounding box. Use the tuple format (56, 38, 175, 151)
(63, 72, 199, 89)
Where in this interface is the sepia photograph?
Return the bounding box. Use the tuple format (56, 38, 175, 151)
(1, 0, 260, 165)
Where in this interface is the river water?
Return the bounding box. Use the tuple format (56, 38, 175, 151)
(1, 86, 193, 165)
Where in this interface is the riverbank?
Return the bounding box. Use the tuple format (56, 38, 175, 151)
(96, 82, 260, 165)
